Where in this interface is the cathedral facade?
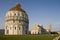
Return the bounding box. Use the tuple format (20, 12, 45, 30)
(31, 24, 51, 34)
(5, 3, 29, 35)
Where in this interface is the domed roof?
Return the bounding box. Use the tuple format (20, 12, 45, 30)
(9, 3, 25, 12)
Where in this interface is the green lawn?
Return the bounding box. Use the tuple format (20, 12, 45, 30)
(0, 34, 59, 40)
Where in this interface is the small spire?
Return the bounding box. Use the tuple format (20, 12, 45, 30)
(9, 3, 25, 13)
(16, 2, 19, 5)
(15, 2, 21, 7)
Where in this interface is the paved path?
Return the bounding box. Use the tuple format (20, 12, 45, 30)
(53, 36, 60, 40)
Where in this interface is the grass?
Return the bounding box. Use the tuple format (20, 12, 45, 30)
(0, 34, 59, 40)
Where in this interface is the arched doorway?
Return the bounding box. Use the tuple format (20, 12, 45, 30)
(6, 30, 9, 34)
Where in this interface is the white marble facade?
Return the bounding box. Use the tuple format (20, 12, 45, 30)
(31, 24, 42, 34)
(31, 24, 51, 34)
(5, 3, 29, 35)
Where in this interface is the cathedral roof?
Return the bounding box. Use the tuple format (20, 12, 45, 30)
(9, 3, 25, 12)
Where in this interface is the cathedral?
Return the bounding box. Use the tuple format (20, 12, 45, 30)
(31, 24, 51, 34)
(5, 3, 29, 35)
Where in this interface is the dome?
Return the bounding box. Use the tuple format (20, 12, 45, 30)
(5, 3, 29, 23)
(9, 3, 25, 12)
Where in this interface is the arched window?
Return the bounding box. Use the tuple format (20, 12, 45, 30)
(25, 30, 27, 34)
(13, 20, 15, 23)
(6, 30, 9, 34)
(15, 27, 16, 30)
(19, 27, 20, 30)
(20, 12, 22, 16)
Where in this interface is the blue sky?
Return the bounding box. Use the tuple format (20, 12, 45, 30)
(0, 0, 60, 31)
